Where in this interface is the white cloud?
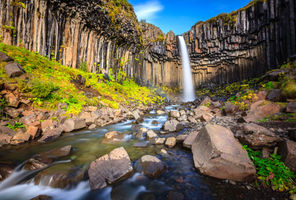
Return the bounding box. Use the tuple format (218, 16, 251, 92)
(134, 1, 163, 22)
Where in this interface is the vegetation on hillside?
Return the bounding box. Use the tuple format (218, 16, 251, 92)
(243, 145, 296, 194)
(196, 60, 296, 122)
(0, 43, 164, 115)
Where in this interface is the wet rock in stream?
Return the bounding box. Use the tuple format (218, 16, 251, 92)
(88, 147, 133, 190)
(135, 155, 167, 178)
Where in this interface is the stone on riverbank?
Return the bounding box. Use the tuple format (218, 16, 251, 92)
(88, 147, 133, 190)
(62, 118, 86, 133)
(192, 124, 256, 182)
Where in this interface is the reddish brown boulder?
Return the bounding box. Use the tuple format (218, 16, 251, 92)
(245, 100, 281, 122)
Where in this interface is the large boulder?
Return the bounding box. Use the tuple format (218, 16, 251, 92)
(4, 62, 25, 78)
(279, 140, 296, 172)
(245, 100, 281, 122)
(135, 155, 166, 178)
(192, 124, 256, 182)
(62, 118, 86, 133)
(88, 147, 133, 190)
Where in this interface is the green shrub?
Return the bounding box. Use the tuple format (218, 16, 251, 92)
(7, 122, 25, 130)
(281, 80, 296, 98)
(79, 61, 88, 72)
(243, 145, 296, 193)
(27, 79, 59, 99)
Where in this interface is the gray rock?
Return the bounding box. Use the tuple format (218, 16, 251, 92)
(153, 137, 165, 145)
(88, 147, 133, 190)
(183, 131, 198, 149)
(176, 134, 187, 143)
(165, 137, 176, 148)
(266, 89, 283, 102)
(279, 140, 296, 172)
(88, 124, 96, 129)
(0, 125, 15, 147)
(286, 102, 296, 113)
(4, 63, 24, 78)
(163, 120, 183, 132)
(147, 130, 157, 140)
(192, 124, 256, 182)
(169, 110, 180, 118)
(38, 127, 63, 143)
(0, 52, 13, 62)
(62, 118, 86, 133)
(135, 155, 166, 178)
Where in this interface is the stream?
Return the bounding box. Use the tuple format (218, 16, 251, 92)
(0, 105, 286, 200)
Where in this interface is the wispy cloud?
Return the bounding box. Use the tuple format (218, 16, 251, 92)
(134, 1, 163, 22)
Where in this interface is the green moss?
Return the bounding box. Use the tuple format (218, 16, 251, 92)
(281, 80, 296, 99)
(0, 43, 163, 115)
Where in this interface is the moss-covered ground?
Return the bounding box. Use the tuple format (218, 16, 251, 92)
(0, 43, 164, 115)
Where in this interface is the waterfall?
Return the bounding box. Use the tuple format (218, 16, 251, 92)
(178, 36, 196, 102)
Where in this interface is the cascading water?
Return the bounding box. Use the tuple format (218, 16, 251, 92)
(178, 36, 196, 102)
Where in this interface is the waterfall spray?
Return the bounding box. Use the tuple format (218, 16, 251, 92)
(178, 36, 196, 102)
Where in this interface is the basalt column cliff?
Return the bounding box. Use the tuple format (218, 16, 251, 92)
(0, 0, 295, 89)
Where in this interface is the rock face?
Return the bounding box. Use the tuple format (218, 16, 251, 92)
(135, 155, 166, 178)
(88, 147, 133, 190)
(0, 0, 294, 89)
(192, 124, 256, 181)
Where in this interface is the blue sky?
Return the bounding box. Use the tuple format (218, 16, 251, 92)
(129, 0, 250, 35)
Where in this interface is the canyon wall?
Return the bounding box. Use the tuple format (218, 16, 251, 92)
(0, 0, 295, 89)
(0, 0, 141, 76)
(139, 0, 296, 88)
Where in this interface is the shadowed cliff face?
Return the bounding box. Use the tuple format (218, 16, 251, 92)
(0, 0, 141, 74)
(140, 0, 296, 89)
(0, 0, 295, 90)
